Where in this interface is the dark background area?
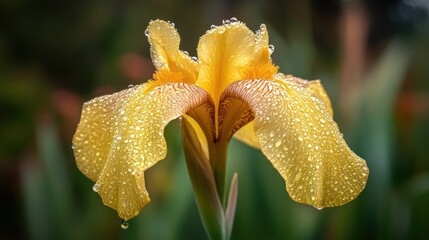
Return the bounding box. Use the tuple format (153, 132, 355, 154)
(1, 0, 429, 239)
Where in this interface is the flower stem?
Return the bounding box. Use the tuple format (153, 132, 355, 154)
(209, 140, 228, 203)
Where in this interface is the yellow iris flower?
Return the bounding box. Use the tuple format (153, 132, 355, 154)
(73, 19, 369, 221)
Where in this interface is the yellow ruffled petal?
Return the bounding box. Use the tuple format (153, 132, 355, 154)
(147, 20, 198, 84)
(282, 75, 333, 116)
(196, 21, 255, 106)
(222, 78, 369, 208)
(242, 23, 278, 81)
(73, 83, 211, 220)
(234, 76, 332, 149)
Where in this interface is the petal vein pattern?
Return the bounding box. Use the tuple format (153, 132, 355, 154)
(222, 79, 369, 208)
(73, 83, 211, 220)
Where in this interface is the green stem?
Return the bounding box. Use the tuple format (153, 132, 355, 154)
(209, 140, 228, 203)
(181, 116, 225, 239)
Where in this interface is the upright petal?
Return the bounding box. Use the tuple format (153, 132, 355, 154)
(73, 83, 211, 220)
(147, 20, 198, 84)
(196, 21, 255, 106)
(221, 77, 369, 208)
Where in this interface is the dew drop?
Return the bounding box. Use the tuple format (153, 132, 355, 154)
(144, 29, 149, 37)
(128, 84, 134, 89)
(92, 183, 100, 192)
(121, 219, 129, 229)
(314, 206, 324, 210)
(71, 145, 74, 149)
(268, 44, 275, 53)
(183, 51, 189, 56)
(224, 19, 231, 25)
(230, 17, 237, 23)
(210, 25, 216, 29)
(191, 56, 198, 62)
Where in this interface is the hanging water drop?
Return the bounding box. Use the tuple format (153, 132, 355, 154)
(71, 145, 74, 149)
(120, 219, 129, 229)
(230, 17, 237, 23)
(268, 44, 275, 54)
(92, 183, 100, 192)
(191, 56, 198, 62)
(314, 206, 324, 210)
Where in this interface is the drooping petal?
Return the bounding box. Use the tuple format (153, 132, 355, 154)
(73, 83, 211, 220)
(221, 77, 369, 208)
(196, 21, 255, 106)
(285, 75, 334, 116)
(147, 20, 198, 84)
(233, 76, 333, 149)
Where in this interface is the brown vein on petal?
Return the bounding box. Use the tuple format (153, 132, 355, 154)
(217, 92, 255, 142)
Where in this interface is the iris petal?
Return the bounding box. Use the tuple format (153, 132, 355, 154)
(222, 78, 368, 208)
(233, 121, 260, 149)
(196, 21, 255, 106)
(147, 20, 198, 84)
(73, 83, 211, 220)
(233, 76, 334, 149)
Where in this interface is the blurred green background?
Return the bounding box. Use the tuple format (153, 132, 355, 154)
(1, 0, 429, 239)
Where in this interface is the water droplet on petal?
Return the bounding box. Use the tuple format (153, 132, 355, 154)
(230, 17, 237, 23)
(268, 44, 275, 54)
(121, 219, 129, 229)
(224, 19, 231, 25)
(128, 84, 134, 89)
(210, 25, 216, 29)
(144, 29, 149, 37)
(314, 206, 324, 210)
(92, 183, 100, 192)
(191, 56, 198, 62)
(71, 145, 74, 149)
(183, 51, 189, 56)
